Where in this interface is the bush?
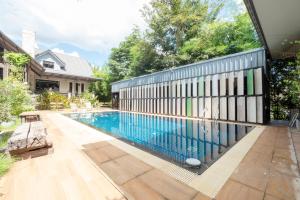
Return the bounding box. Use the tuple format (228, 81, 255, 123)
(36, 91, 70, 110)
(0, 79, 34, 122)
(80, 92, 98, 106)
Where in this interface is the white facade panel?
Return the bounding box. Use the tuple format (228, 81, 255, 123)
(237, 71, 244, 95)
(247, 97, 256, 123)
(212, 74, 219, 96)
(220, 97, 227, 120)
(237, 97, 245, 122)
(228, 97, 235, 121)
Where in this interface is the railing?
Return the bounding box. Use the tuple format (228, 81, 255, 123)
(112, 48, 265, 92)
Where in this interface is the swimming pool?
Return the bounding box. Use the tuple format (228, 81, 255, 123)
(67, 111, 254, 173)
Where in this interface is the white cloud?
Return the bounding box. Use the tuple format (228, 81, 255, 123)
(0, 0, 150, 53)
(51, 48, 80, 57)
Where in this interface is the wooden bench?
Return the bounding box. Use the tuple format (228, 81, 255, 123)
(7, 121, 52, 155)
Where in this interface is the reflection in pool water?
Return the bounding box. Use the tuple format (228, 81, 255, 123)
(67, 112, 254, 173)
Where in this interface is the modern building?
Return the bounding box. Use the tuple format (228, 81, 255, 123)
(111, 0, 300, 125)
(0, 30, 99, 96)
(112, 48, 268, 124)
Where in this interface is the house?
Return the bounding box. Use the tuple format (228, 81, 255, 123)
(0, 30, 99, 97)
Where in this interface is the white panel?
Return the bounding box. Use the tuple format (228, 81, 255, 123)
(212, 97, 219, 119)
(153, 99, 156, 113)
(187, 79, 191, 97)
(255, 68, 263, 95)
(168, 98, 172, 115)
(177, 81, 181, 97)
(205, 97, 211, 118)
(156, 99, 160, 113)
(220, 97, 227, 120)
(192, 97, 198, 117)
(257, 96, 263, 123)
(164, 83, 168, 98)
(220, 73, 226, 96)
(172, 81, 176, 97)
(160, 98, 164, 114)
(192, 78, 197, 97)
(198, 98, 204, 117)
(228, 72, 235, 96)
(150, 99, 153, 113)
(182, 79, 186, 97)
(148, 99, 150, 113)
(172, 99, 176, 115)
(153, 84, 156, 98)
(247, 97, 256, 123)
(164, 99, 168, 114)
(237, 71, 244, 95)
(182, 98, 186, 116)
(228, 97, 235, 121)
(160, 83, 164, 98)
(205, 76, 211, 96)
(237, 97, 245, 122)
(212, 74, 219, 96)
(177, 98, 181, 116)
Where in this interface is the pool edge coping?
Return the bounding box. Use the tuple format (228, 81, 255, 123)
(58, 110, 265, 198)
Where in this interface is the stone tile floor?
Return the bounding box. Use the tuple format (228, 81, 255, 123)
(216, 126, 300, 200)
(83, 126, 300, 200)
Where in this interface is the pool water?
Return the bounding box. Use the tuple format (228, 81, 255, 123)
(67, 111, 254, 173)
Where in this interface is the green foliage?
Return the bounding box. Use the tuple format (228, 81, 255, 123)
(3, 52, 30, 82)
(270, 53, 300, 120)
(90, 66, 112, 102)
(80, 92, 98, 106)
(0, 79, 34, 122)
(36, 91, 69, 110)
(0, 153, 15, 176)
(99, 0, 261, 101)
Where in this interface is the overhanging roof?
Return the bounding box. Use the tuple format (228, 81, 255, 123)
(0, 31, 44, 75)
(244, 0, 300, 59)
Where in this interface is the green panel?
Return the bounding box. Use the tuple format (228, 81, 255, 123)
(198, 77, 204, 96)
(247, 69, 254, 95)
(186, 97, 192, 117)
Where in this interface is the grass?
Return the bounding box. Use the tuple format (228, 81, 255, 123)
(0, 118, 20, 176)
(0, 154, 15, 176)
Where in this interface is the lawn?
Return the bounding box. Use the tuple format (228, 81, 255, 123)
(0, 119, 19, 176)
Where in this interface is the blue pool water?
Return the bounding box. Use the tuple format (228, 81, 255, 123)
(67, 111, 254, 172)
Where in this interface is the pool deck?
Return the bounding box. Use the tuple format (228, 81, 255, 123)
(1, 110, 299, 200)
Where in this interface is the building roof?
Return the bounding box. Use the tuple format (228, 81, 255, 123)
(244, 0, 300, 59)
(0, 30, 44, 75)
(36, 50, 100, 81)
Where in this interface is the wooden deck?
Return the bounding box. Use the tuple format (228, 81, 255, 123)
(1, 111, 299, 200)
(0, 112, 125, 200)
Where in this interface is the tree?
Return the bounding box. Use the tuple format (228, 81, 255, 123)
(90, 66, 111, 102)
(269, 47, 300, 120)
(3, 52, 30, 82)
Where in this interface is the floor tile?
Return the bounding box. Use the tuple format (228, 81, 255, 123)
(271, 154, 299, 177)
(122, 178, 166, 200)
(263, 194, 281, 200)
(82, 141, 110, 149)
(192, 192, 211, 200)
(100, 155, 152, 185)
(231, 161, 270, 191)
(216, 179, 264, 200)
(266, 170, 300, 200)
(138, 169, 198, 200)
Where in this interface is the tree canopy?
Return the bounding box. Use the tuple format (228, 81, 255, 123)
(92, 0, 261, 101)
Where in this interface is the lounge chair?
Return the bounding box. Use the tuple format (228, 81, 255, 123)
(85, 102, 92, 111)
(70, 103, 78, 112)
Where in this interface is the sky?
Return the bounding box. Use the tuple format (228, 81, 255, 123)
(0, 0, 245, 67)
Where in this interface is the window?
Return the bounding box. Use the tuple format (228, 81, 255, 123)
(69, 82, 73, 93)
(0, 68, 3, 80)
(35, 79, 59, 92)
(43, 61, 54, 69)
(81, 83, 84, 93)
(76, 83, 80, 94)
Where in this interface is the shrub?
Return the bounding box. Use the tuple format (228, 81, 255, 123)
(0, 79, 34, 122)
(36, 91, 70, 110)
(80, 92, 98, 106)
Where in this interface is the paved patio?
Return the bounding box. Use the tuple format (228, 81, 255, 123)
(1, 111, 299, 200)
